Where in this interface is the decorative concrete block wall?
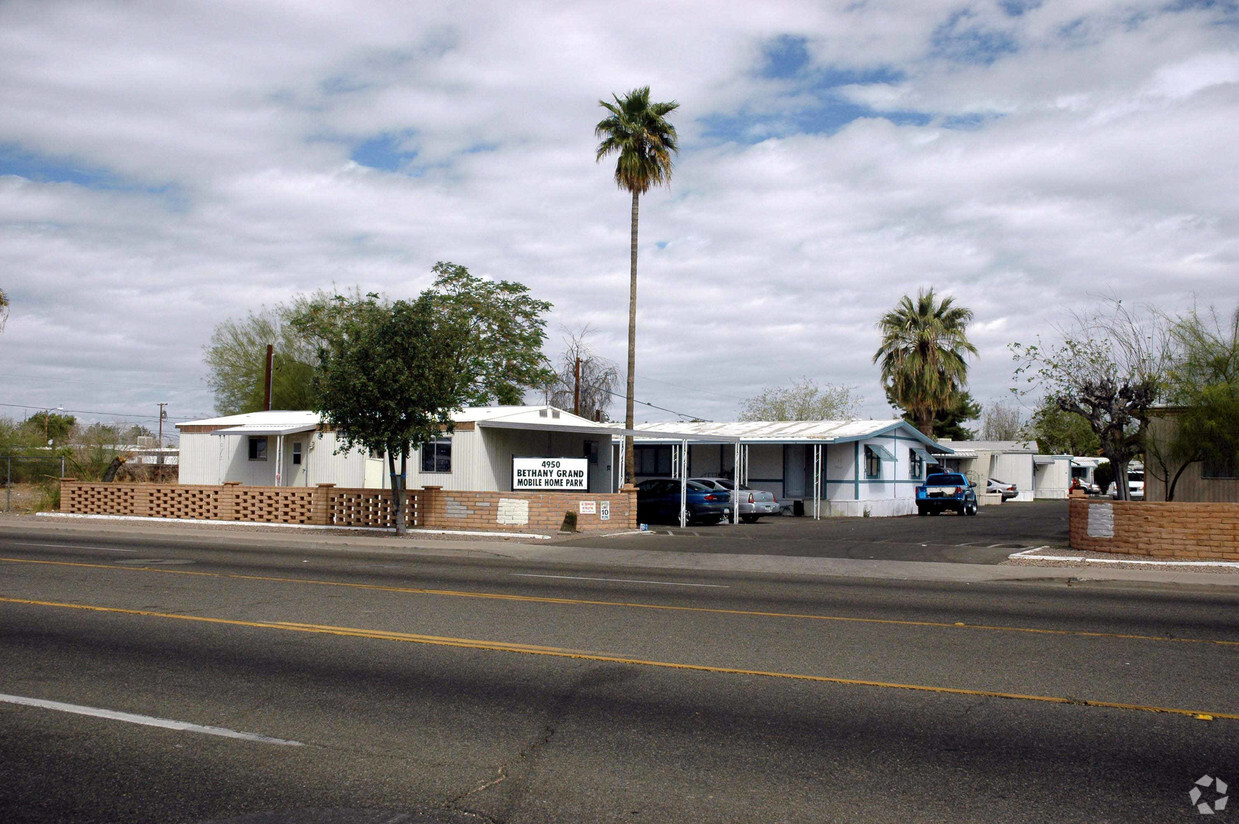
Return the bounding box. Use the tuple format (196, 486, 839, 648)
(1069, 499, 1239, 561)
(59, 481, 635, 534)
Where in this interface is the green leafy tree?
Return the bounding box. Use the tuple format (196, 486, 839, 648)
(1029, 398, 1100, 456)
(1012, 300, 1166, 500)
(292, 263, 552, 534)
(425, 262, 554, 405)
(738, 377, 861, 421)
(596, 86, 679, 485)
(874, 288, 978, 437)
(204, 295, 330, 414)
(1146, 304, 1239, 500)
(20, 411, 76, 446)
(924, 391, 981, 441)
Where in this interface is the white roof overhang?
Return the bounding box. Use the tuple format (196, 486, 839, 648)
(478, 419, 625, 437)
(934, 450, 978, 459)
(211, 423, 320, 437)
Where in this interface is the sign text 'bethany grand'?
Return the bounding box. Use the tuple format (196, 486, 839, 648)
(511, 457, 589, 491)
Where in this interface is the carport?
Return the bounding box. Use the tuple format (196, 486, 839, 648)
(615, 426, 742, 528)
(628, 419, 953, 518)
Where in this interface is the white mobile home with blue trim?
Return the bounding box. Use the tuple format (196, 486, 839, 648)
(629, 419, 952, 517)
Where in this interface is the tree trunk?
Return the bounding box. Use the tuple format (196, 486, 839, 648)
(388, 448, 408, 535)
(1112, 456, 1130, 501)
(624, 188, 640, 486)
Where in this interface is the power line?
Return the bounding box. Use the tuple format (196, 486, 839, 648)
(605, 390, 710, 422)
(0, 401, 172, 421)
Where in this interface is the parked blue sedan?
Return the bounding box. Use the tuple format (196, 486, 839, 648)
(636, 478, 732, 525)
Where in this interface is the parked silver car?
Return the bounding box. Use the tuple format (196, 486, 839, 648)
(987, 478, 1018, 500)
(690, 478, 783, 523)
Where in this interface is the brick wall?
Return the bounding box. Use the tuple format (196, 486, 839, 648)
(418, 487, 636, 533)
(59, 480, 635, 534)
(1069, 499, 1239, 561)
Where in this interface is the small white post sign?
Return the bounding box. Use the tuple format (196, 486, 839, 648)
(600, 500, 610, 521)
(512, 457, 589, 491)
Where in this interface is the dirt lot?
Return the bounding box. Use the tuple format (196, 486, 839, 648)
(0, 483, 53, 513)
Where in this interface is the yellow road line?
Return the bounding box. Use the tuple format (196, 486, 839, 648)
(1, 595, 1234, 723)
(2, 555, 1236, 648)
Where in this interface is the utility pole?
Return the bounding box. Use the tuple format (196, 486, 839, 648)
(157, 403, 167, 467)
(573, 357, 581, 416)
(263, 344, 275, 411)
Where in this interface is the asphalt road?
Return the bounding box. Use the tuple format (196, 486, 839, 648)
(0, 522, 1236, 823)
(558, 499, 1070, 563)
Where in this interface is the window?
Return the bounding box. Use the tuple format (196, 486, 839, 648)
(635, 445, 672, 476)
(864, 446, 881, 479)
(247, 437, 267, 461)
(584, 439, 600, 465)
(421, 438, 452, 473)
(1203, 452, 1237, 479)
(292, 442, 303, 466)
(909, 448, 924, 480)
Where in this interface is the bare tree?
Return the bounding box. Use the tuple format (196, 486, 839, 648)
(1012, 299, 1169, 500)
(542, 326, 620, 421)
(980, 399, 1026, 441)
(739, 377, 861, 421)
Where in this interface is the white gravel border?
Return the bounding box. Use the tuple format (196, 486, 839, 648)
(1006, 545, 1239, 573)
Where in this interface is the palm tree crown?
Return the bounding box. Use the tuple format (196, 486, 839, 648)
(595, 87, 679, 195)
(873, 288, 978, 437)
(595, 86, 678, 485)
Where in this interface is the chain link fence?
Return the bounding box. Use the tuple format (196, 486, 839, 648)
(3, 455, 67, 512)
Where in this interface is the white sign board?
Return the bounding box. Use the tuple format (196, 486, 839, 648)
(512, 457, 589, 491)
(578, 501, 597, 515)
(600, 501, 610, 521)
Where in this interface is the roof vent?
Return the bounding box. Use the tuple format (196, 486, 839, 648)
(539, 409, 548, 417)
(552, 410, 560, 418)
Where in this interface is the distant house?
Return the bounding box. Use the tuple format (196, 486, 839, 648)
(628, 418, 951, 517)
(1144, 407, 1239, 502)
(932, 440, 1072, 500)
(176, 406, 623, 493)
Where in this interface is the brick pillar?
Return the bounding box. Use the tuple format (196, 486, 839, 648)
(420, 486, 441, 529)
(220, 481, 241, 522)
(621, 484, 638, 530)
(59, 479, 76, 513)
(134, 484, 152, 518)
(314, 484, 335, 526)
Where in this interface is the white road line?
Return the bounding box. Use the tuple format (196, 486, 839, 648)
(513, 573, 729, 588)
(9, 541, 138, 553)
(0, 693, 303, 746)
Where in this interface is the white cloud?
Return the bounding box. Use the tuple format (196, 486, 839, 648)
(0, 0, 1235, 432)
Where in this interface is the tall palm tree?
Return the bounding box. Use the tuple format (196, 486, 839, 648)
(595, 86, 679, 485)
(873, 288, 978, 437)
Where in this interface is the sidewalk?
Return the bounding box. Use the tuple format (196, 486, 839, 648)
(3, 511, 1237, 589)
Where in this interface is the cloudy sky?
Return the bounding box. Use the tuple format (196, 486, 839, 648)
(1, 0, 1235, 438)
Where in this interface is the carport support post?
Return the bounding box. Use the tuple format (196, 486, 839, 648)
(732, 441, 740, 525)
(813, 444, 822, 520)
(679, 439, 688, 529)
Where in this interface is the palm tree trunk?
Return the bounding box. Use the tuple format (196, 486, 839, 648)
(624, 188, 639, 486)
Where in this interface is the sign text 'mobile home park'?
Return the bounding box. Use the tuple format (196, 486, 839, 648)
(512, 458, 589, 491)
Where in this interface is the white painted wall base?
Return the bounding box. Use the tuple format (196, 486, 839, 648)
(822, 498, 917, 518)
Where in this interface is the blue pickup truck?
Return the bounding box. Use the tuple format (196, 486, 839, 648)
(916, 472, 979, 516)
